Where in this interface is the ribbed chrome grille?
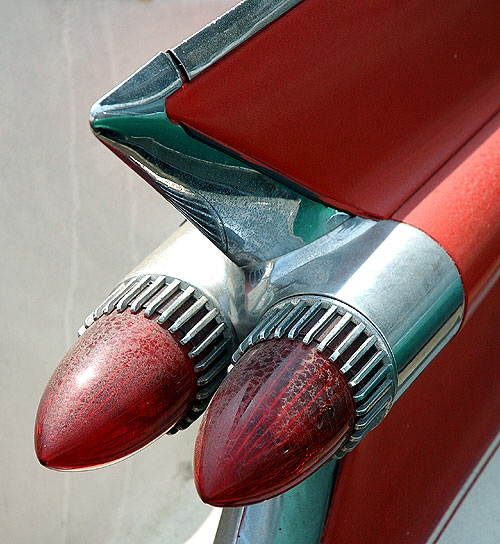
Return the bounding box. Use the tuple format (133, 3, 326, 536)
(79, 274, 236, 433)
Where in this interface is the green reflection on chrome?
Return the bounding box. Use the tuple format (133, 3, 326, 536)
(93, 111, 346, 246)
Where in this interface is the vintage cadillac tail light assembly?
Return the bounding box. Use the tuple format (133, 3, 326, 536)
(194, 217, 464, 505)
(36, 1, 500, 539)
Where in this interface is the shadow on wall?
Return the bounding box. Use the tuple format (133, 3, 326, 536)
(0, 1, 234, 543)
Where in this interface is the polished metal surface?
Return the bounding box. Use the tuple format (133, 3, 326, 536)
(395, 304, 464, 399)
(88, 0, 463, 390)
(244, 217, 465, 394)
(11, 2, 494, 542)
(232, 295, 396, 455)
(126, 222, 250, 337)
(214, 461, 337, 544)
(88, 8, 466, 538)
(171, 0, 303, 79)
(90, 51, 182, 122)
(90, 3, 347, 267)
(228, 216, 464, 454)
(93, 127, 348, 266)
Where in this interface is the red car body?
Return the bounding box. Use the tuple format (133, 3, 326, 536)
(165, 1, 500, 540)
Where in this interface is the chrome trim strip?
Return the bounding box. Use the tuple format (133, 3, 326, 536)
(144, 279, 181, 317)
(343, 337, 378, 377)
(157, 285, 195, 324)
(170, 295, 208, 331)
(395, 305, 464, 399)
(426, 432, 500, 544)
(303, 305, 338, 344)
(189, 323, 226, 358)
(130, 276, 165, 312)
(214, 460, 337, 544)
(317, 312, 352, 352)
(171, 0, 303, 80)
(288, 301, 322, 340)
(90, 52, 182, 121)
(182, 308, 220, 344)
(116, 275, 153, 311)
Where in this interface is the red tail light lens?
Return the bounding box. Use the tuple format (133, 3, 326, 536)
(35, 310, 195, 470)
(194, 339, 355, 506)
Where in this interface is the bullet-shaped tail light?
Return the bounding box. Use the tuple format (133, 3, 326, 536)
(195, 297, 395, 506)
(35, 308, 195, 470)
(35, 224, 244, 470)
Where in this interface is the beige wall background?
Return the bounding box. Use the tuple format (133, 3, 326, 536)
(0, 1, 234, 542)
(0, 1, 498, 542)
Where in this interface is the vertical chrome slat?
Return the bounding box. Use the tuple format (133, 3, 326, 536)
(317, 312, 352, 352)
(143, 279, 181, 317)
(129, 276, 165, 312)
(157, 286, 196, 324)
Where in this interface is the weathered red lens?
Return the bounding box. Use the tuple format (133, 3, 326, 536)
(194, 339, 355, 506)
(35, 310, 195, 470)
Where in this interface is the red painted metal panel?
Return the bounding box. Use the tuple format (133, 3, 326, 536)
(167, 0, 500, 218)
(394, 113, 500, 316)
(321, 276, 500, 544)
(164, 3, 500, 536)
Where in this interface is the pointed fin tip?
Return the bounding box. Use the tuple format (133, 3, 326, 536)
(89, 51, 183, 131)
